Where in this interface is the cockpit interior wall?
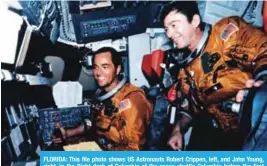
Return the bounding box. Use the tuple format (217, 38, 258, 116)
(16, 1, 169, 44)
(198, 1, 263, 27)
(18, 0, 60, 43)
(14, 1, 264, 45)
(44, 56, 65, 86)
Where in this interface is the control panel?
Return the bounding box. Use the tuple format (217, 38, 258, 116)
(72, 5, 150, 43)
(38, 105, 90, 143)
(80, 15, 136, 38)
(19, 1, 60, 43)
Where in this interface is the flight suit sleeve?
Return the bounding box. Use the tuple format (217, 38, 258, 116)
(97, 91, 153, 150)
(220, 16, 267, 80)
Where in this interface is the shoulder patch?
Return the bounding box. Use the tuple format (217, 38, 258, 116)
(220, 23, 239, 41)
(118, 99, 131, 112)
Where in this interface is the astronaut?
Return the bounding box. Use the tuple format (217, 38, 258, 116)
(53, 47, 153, 150)
(160, 1, 267, 150)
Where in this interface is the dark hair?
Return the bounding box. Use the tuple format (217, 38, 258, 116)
(92, 47, 122, 69)
(160, 1, 205, 30)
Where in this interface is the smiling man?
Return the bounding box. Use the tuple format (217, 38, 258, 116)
(160, 1, 267, 150)
(53, 47, 153, 150)
(92, 47, 153, 150)
(92, 47, 121, 92)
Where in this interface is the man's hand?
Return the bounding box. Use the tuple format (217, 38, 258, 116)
(52, 123, 67, 144)
(96, 115, 112, 134)
(236, 79, 264, 102)
(168, 127, 183, 151)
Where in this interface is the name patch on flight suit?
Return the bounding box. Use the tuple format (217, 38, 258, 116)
(221, 23, 239, 41)
(119, 99, 131, 112)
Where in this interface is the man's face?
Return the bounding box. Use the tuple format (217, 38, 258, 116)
(93, 51, 120, 92)
(164, 10, 196, 49)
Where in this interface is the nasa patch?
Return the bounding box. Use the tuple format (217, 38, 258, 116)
(221, 23, 239, 41)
